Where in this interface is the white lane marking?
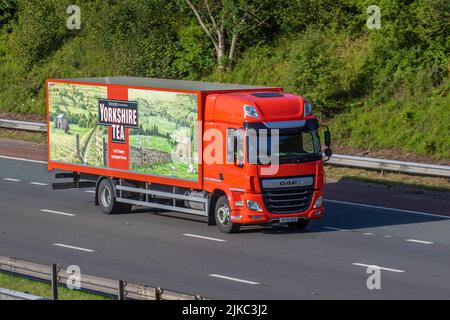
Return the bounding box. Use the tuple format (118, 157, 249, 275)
(209, 274, 260, 285)
(53, 243, 94, 253)
(183, 234, 226, 242)
(40, 209, 76, 217)
(0, 155, 47, 164)
(363, 232, 374, 235)
(85, 190, 95, 194)
(325, 199, 450, 219)
(384, 235, 393, 238)
(405, 239, 435, 245)
(30, 182, 48, 186)
(352, 263, 405, 273)
(3, 178, 21, 182)
(322, 226, 349, 232)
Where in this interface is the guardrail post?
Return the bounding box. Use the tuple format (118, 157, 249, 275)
(118, 280, 125, 300)
(51, 264, 59, 300)
(155, 287, 162, 300)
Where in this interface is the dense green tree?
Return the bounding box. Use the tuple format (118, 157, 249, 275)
(175, 23, 215, 79)
(0, 0, 17, 29)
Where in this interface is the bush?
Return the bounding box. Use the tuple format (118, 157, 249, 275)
(11, 0, 70, 68)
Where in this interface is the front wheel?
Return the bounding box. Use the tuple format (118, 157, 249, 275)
(215, 196, 240, 234)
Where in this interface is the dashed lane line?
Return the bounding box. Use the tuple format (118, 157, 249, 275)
(209, 274, 260, 285)
(40, 209, 76, 217)
(184, 234, 226, 242)
(53, 243, 94, 253)
(352, 263, 405, 273)
(2, 178, 21, 182)
(405, 239, 435, 245)
(30, 182, 48, 186)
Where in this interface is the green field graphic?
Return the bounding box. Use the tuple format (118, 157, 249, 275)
(128, 89, 199, 181)
(48, 82, 108, 167)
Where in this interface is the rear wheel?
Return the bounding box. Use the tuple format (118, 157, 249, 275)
(215, 196, 240, 234)
(97, 179, 131, 214)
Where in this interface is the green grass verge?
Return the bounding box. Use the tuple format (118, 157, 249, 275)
(331, 92, 450, 160)
(0, 272, 110, 300)
(0, 128, 46, 144)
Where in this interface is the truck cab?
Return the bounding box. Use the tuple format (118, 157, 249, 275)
(203, 91, 331, 233)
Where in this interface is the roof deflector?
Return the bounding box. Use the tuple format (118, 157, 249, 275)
(251, 92, 284, 98)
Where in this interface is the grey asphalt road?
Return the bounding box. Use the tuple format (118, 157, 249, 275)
(1, 156, 450, 299)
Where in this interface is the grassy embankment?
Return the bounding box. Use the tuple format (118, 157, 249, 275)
(0, 272, 110, 300)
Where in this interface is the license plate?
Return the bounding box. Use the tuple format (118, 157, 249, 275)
(280, 217, 299, 223)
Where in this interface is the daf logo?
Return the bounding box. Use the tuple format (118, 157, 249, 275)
(280, 180, 298, 186)
(262, 177, 314, 189)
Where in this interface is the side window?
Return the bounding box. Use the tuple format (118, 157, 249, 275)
(301, 131, 315, 153)
(226, 128, 244, 165)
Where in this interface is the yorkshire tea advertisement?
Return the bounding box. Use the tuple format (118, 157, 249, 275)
(48, 82, 199, 181)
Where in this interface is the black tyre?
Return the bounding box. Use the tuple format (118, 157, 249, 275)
(97, 179, 131, 214)
(288, 219, 310, 230)
(215, 195, 240, 234)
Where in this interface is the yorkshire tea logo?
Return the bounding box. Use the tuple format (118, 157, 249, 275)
(98, 99, 139, 143)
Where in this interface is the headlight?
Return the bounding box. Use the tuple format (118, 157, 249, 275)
(304, 101, 313, 117)
(244, 105, 260, 119)
(246, 200, 262, 212)
(314, 196, 323, 209)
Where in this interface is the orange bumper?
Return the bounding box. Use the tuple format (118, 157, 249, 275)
(229, 190, 325, 225)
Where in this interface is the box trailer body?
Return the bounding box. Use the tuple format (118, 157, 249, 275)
(47, 77, 330, 233)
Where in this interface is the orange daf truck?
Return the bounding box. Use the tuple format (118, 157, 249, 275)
(47, 77, 332, 233)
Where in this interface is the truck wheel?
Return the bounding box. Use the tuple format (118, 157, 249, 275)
(215, 196, 240, 234)
(288, 219, 310, 230)
(97, 179, 130, 214)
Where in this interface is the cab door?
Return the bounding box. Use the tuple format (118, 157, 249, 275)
(202, 124, 249, 206)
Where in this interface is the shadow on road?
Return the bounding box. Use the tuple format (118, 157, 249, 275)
(115, 178, 450, 235)
(314, 179, 450, 232)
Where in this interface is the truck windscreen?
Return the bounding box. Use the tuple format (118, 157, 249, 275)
(246, 120, 322, 164)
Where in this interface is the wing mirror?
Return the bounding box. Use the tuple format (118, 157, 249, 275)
(322, 126, 333, 162)
(325, 130, 332, 148)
